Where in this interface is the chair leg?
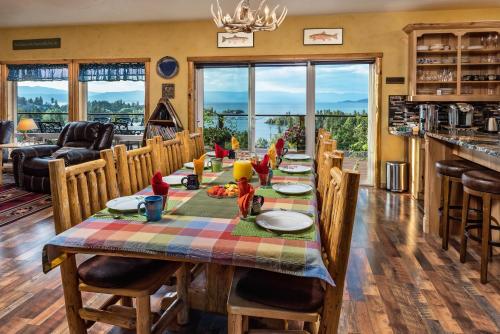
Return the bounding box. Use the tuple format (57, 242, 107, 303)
(481, 194, 492, 284)
(442, 177, 451, 250)
(228, 313, 243, 334)
(460, 191, 470, 263)
(135, 296, 151, 334)
(242, 316, 249, 332)
(121, 296, 133, 307)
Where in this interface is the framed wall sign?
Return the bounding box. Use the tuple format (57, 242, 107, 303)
(217, 32, 254, 48)
(13, 38, 61, 50)
(304, 29, 343, 45)
(162, 83, 175, 99)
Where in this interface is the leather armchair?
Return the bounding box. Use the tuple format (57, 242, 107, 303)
(11, 121, 114, 193)
(0, 121, 14, 163)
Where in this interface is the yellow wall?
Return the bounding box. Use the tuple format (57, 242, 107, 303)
(1, 7, 499, 182)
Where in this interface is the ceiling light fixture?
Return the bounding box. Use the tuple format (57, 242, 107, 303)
(211, 0, 287, 33)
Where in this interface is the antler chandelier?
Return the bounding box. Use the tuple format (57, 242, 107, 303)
(211, 0, 287, 33)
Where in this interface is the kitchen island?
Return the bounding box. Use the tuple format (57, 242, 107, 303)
(424, 131, 500, 236)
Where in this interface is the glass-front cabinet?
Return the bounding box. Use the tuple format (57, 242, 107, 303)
(404, 22, 500, 102)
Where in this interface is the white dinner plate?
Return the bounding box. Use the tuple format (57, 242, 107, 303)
(285, 154, 311, 161)
(162, 175, 184, 185)
(207, 151, 216, 157)
(256, 211, 313, 232)
(278, 165, 312, 174)
(106, 196, 145, 212)
(272, 183, 313, 195)
(184, 161, 210, 169)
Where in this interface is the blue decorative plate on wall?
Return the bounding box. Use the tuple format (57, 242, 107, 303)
(157, 56, 179, 79)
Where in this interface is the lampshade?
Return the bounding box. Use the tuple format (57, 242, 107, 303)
(17, 118, 38, 131)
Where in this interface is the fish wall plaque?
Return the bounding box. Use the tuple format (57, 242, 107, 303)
(217, 32, 254, 48)
(304, 28, 343, 45)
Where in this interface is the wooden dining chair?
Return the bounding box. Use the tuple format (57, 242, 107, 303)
(155, 134, 186, 176)
(49, 150, 182, 334)
(226, 167, 360, 334)
(315, 129, 330, 160)
(315, 139, 337, 190)
(114, 138, 163, 196)
(317, 151, 344, 210)
(181, 128, 205, 162)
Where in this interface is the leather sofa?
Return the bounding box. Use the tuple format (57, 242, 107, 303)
(0, 121, 14, 163)
(11, 121, 114, 193)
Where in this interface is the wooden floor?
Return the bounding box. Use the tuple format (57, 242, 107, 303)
(0, 187, 498, 333)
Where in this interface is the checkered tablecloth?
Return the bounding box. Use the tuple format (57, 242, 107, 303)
(43, 158, 334, 285)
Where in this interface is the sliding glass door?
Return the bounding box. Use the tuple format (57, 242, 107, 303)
(197, 61, 373, 185)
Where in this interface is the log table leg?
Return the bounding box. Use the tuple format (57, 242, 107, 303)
(60, 254, 87, 333)
(206, 264, 234, 314)
(176, 263, 190, 325)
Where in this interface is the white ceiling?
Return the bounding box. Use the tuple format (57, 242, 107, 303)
(0, 0, 498, 28)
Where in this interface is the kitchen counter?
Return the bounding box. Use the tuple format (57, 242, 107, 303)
(423, 131, 500, 237)
(426, 131, 500, 157)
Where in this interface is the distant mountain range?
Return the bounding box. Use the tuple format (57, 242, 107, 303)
(17, 86, 144, 104)
(205, 91, 368, 104)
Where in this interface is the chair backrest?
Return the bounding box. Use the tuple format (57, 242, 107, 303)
(316, 139, 337, 188)
(181, 128, 204, 162)
(319, 167, 360, 334)
(155, 135, 185, 176)
(49, 149, 120, 234)
(315, 129, 329, 157)
(114, 138, 162, 195)
(318, 151, 344, 210)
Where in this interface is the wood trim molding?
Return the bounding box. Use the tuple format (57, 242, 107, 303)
(144, 61, 151, 121)
(72, 58, 151, 64)
(403, 21, 500, 33)
(0, 64, 7, 121)
(188, 53, 383, 64)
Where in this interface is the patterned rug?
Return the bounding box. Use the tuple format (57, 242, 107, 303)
(0, 183, 52, 228)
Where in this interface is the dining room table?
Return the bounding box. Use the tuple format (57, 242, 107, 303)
(42, 155, 334, 333)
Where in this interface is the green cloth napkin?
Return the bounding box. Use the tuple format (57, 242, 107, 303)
(92, 208, 147, 222)
(232, 216, 316, 241)
(255, 186, 313, 199)
(272, 169, 312, 177)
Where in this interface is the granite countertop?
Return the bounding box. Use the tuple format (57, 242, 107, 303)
(426, 131, 500, 157)
(388, 129, 423, 138)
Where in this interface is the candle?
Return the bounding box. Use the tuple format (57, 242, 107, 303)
(233, 160, 253, 182)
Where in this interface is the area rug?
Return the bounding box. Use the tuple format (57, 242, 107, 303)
(0, 183, 52, 228)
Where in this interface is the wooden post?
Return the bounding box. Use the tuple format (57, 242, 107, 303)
(48, 159, 71, 234)
(206, 264, 234, 314)
(60, 254, 87, 334)
(135, 296, 152, 334)
(114, 145, 132, 196)
(176, 263, 190, 325)
(148, 137, 162, 175)
(101, 149, 120, 200)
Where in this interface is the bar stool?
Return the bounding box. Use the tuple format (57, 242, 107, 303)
(435, 159, 484, 250)
(460, 169, 500, 284)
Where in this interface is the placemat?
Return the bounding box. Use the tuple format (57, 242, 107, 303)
(272, 169, 313, 177)
(255, 187, 313, 199)
(232, 216, 316, 241)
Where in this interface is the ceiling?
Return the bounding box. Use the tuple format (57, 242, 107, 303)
(0, 0, 498, 28)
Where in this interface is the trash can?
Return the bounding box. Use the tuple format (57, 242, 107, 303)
(386, 161, 408, 192)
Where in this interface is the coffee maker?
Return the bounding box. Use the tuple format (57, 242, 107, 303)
(447, 103, 474, 128)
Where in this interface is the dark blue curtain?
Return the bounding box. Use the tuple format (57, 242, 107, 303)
(79, 63, 145, 82)
(7, 64, 68, 81)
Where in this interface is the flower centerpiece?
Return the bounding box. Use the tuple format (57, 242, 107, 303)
(284, 124, 306, 151)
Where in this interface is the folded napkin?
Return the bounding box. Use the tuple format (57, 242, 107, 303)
(276, 138, 285, 157)
(251, 154, 270, 174)
(267, 144, 277, 169)
(215, 143, 230, 159)
(151, 171, 170, 196)
(237, 177, 255, 218)
(193, 154, 207, 183)
(231, 136, 240, 151)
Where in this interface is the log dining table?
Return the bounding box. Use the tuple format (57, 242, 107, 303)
(42, 158, 333, 333)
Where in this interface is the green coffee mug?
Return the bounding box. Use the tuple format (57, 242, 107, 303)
(210, 158, 223, 172)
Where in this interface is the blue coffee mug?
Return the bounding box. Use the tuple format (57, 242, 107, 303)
(137, 195, 163, 222)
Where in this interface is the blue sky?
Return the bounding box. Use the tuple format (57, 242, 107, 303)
(204, 64, 369, 103)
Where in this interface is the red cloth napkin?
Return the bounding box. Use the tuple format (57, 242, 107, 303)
(151, 171, 170, 196)
(276, 138, 285, 157)
(215, 143, 230, 159)
(251, 154, 270, 174)
(237, 177, 254, 218)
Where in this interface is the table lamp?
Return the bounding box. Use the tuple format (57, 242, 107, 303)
(17, 118, 38, 141)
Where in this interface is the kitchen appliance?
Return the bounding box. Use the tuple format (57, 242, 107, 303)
(447, 103, 474, 128)
(418, 104, 440, 133)
(487, 117, 498, 132)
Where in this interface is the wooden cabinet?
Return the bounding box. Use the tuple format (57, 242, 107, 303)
(404, 21, 500, 102)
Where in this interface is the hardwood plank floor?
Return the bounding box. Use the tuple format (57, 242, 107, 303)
(0, 187, 498, 333)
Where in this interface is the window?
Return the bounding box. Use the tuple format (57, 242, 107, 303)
(8, 64, 69, 133)
(80, 62, 146, 134)
(202, 66, 249, 149)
